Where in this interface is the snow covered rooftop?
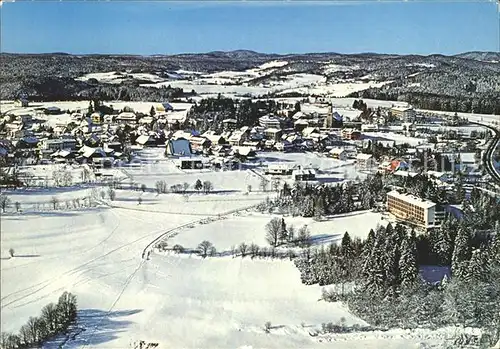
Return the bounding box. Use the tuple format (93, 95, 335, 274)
(387, 190, 436, 209)
(356, 153, 373, 160)
(329, 147, 346, 155)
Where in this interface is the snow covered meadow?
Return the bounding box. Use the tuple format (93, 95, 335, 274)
(0, 149, 470, 349)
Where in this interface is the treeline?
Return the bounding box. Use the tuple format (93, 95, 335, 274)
(353, 88, 500, 115)
(290, 186, 500, 345)
(294, 220, 500, 342)
(190, 97, 299, 132)
(14, 77, 189, 102)
(0, 292, 78, 349)
(258, 174, 385, 218)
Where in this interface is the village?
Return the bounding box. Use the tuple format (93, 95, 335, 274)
(1, 93, 500, 349)
(1, 95, 499, 231)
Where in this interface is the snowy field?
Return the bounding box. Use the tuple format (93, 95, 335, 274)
(257, 151, 365, 180)
(363, 132, 427, 146)
(1, 149, 461, 348)
(0, 100, 193, 119)
(330, 98, 500, 128)
(166, 210, 386, 253)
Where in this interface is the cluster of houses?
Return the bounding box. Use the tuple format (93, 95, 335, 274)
(0, 99, 486, 183)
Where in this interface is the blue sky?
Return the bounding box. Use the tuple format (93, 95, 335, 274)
(1, 1, 498, 55)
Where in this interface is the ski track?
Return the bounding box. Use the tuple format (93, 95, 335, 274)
(59, 203, 261, 346)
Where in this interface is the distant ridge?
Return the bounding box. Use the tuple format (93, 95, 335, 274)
(2, 50, 499, 60)
(453, 51, 500, 62)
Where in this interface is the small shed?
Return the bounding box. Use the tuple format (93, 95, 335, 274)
(292, 169, 316, 181)
(135, 134, 156, 147)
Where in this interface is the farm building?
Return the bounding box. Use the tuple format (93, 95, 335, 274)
(135, 135, 156, 147)
(329, 147, 347, 161)
(166, 138, 192, 157)
(176, 157, 203, 170)
(266, 163, 297, 175)
(356, 153, 376, 169)
(292, 169, 316, 181)
(156, 102, 174, 113)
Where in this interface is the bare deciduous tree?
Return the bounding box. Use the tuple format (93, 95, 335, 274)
(202, 180, 213, 194)
(271, 178, 280, 193)
(249, 243, 260, 258)
(288, 225, 296, 243)
(297, 225, 311, 247)
(0, 194, 11, 213)
(265, 218, 282, 247)
(51, 196, 59, 210)
(264, 321, 272, 333)
(238, 242, 248, 257)
(260, 177, 269, 192)
(155, 180, 167, 194)
(197, 240, 214, 258)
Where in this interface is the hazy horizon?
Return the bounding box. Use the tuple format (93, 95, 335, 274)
(1, 49, 498, 57)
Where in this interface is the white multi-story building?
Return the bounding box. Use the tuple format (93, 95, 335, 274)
(386, 190, 436, 229)
(390, 106, 416, 121)
(259, 115, 282, 129)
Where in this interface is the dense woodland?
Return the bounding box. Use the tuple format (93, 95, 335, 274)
(259, 174, 385, 218)
(3, 52, 499, 117)
(356, 88, 500, 115)
(289, 182, 500, 346)
(189, 97, 299, 132)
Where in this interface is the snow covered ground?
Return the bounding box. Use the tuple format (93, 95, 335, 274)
(1, 101, 193, 118)
(0, 150, 461, 348)
(331, 98, 500, 128)
(364, 132, 427, 146)
(166, 210, 386, 253)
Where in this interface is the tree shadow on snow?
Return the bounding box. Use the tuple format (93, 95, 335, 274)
(256, 156, 294, 163)
(308, 234, 342, 246)
(44, 308, 143, 348)
(1, 185, 97, 196)
(20, 211, 87, 218)
(316, 177, 345, 184)
(325, 210, 375, 219)
(117, 197, 158, 203)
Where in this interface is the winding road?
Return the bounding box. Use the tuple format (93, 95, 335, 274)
(472, 122, 500, 188)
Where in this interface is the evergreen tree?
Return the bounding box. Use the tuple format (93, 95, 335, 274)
(399, 232, 419, 292)
(466, 249, 489, 283)
(87, 100, 94, 116)
(361, 229, 376, 278)
(384, 224, 402, 294)
(451, 225, 472, 280)
(364, 227, 388, 294)
(341, 232, 354, 259)
(278, 218, 288, 244)
(313, 195, 325, 219)
(432, 223, 453, 266)
(150, 105, 156, 118)
(194, 179, 203, 192)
